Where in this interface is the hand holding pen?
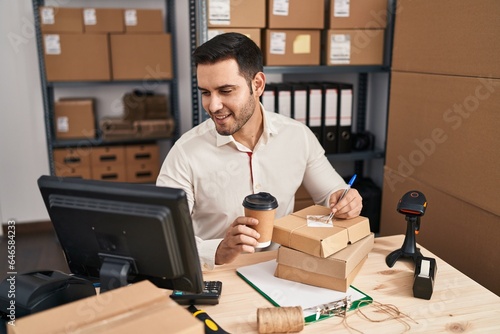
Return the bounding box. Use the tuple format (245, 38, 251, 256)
(327, 174, 359, 223)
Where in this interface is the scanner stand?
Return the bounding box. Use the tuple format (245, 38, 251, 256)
(386, 215, 422, 268)
(98, 254, 137, 293)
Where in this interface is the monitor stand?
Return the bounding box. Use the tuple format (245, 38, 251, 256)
(98, 254, 137, 293)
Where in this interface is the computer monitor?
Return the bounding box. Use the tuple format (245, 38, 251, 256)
(37, 175, 204, 294)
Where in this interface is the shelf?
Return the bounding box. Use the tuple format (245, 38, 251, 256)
(326, 149, 385, 162)
(264, 65, 390, 75)
(48, 80, 173, 88)
(51, 136, 173, 149)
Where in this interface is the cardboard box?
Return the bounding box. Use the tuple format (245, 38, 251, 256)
(110, 34, 173, 80)
(325, 29, 384, 66)
(53, 147, 92, 168)
(277, 233, 374, 279)
(392, 0, 500, 78)
(264, 30, 321, 66)
(294, 184, 314, 211)
(268, 0, 324, 29)
(380, 166, 500, 296)
(43, 33, 111, 81)
(91, 164, 127, 182)
(134, 119, 175, 139)
(9, 281, 203, 334)
(54, 165, 92, 179)
(208, 28, 261, 48)
(99, 118, 138, 141)
(124, 9, 164, 33)
(272, 205, 371, 258)
(386, 72, 500, 216)
(91, 146, 126, 167)
(275, 255, 367, 292)
(329, 0, 388, 29)
(126, 162, 159, 183)
(125, 144, 159, 164)
(207, 0, 265, 28)
(83, 8, 124, 33)
(39, 7, 83, 33)
(54, 99, 96, 139)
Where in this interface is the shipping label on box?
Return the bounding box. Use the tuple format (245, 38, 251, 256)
(277, 233, 374, 279)
(207, 0, 266, 28)
(272, 205, 371, 258)
(265, 30, 321, 66)
(326, 29, 384, 66)
(275, 255, 367, 292)
(329, 0, 388, 29)
(268, 0, 325, 29)
(40, 7, 84, 33)
(124, 9, 164, 33)
(83, 8, 124, 33)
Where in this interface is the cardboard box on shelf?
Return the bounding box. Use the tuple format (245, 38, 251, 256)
(325, 29, 384, 66)
(54, 165, 92, 179)
(83, 8, 124, 33)
(123, 9, 164, 33)
(391, 0, 500, 78)
(39, 7, 83, 33)
(53, 147, 92, 168)
(264, 29, 321, 66)
(126, 161, 159, 183)
(380, 166, 500, 296)
(272, 205, 371, 258)
(275, 255, 367, 292)
(329, 0, 388, 29)
(90, 146, 126, 167)
(125, 144, 159, 164)
(386, 72, 500, 216)
(99, 118, 138, 141)
(91, 164, 127, 182)
(207, 0, 265, 28)
(208, 28, 262, 48)
(8, 281, 203, 334)
(43, 33, 111, 81)
(110, 33, 172, 80)
(277, 233, 374, 279)
(134, 119, 175, 139)
(268, 0, 324, 29)
(54, 99, 96, 140)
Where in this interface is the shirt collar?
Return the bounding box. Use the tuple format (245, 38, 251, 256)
(215, 103, 278, 148)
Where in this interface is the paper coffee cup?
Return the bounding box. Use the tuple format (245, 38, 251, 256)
(243, 192, 278, 248)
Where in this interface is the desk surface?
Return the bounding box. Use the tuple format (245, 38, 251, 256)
(202, 235, 500, 333)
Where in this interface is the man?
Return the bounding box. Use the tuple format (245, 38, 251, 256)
(157, 33, 363, 270)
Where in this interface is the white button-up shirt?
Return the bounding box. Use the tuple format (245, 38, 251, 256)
(157, 104, 346, 270)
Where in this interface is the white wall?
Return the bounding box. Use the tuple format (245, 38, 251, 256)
(0, 0, 194, 225)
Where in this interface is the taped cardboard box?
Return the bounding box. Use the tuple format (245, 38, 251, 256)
(264, 29, 321, 66)
(272, 205, 371, 258)
(123, 9, 164, 33)
(39, 7, 83, 33)
(325, 29, 384, 66)
(83, 8, 124, 33)
(207, 0, 266, 28)
(268, 0, 325, 29)
(277, 233, 374, 279)
(8, 280, 203, 334)
(329, 0, 388, 29)
(54, 99, 96, 139)
(275, 256, 367, 292)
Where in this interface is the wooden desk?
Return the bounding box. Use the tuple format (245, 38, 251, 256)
(202, 235, 500, 333)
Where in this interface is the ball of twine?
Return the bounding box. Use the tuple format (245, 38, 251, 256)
(257, 306, 304, 333)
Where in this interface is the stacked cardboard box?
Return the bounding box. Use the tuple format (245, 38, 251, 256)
(381, 0, 500, 295)
(272, 205, 373, 291)
(39, 7, 172, 81)
(54, 99, 96, 140)
(206, 0, 265, 48)
(53, 143, 160, 183)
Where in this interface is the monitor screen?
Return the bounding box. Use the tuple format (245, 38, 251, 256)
(37, 175, 204, 294)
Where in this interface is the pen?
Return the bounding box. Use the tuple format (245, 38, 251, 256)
(327, 174, 357, 223)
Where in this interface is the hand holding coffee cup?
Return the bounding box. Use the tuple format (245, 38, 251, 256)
(242, 192, 278, 248)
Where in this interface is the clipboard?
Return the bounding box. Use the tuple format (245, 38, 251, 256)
(236, 260, 372, 324)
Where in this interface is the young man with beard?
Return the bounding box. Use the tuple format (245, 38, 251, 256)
(157, 33, 363, 270)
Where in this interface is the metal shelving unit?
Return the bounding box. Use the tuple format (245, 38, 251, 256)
(32, 0, 180, 176)
(188, 0, 395, 172)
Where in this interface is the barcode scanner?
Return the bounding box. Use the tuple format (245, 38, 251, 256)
(386, 191, 427, 268)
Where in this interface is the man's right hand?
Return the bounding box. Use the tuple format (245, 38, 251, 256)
(215, 217, 260, 265)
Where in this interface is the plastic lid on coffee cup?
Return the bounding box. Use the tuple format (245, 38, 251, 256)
(242, 192, 278, 211)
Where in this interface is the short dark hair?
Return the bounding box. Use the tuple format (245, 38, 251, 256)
(193, 33, 263, 86)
